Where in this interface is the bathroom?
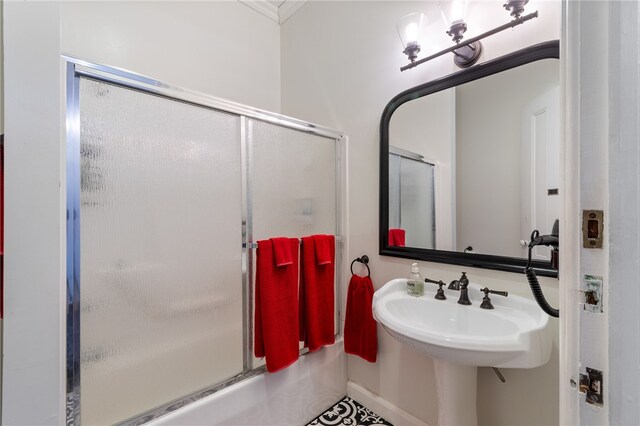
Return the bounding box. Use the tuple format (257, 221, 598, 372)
(1, 0, 637, 425)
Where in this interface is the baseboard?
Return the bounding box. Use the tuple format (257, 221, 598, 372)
(346, 381, 431, 426)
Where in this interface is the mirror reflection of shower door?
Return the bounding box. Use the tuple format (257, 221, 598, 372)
(388, 154, 401, 229)
(78, 78, 244, 425)
(389, 153, 436, 249)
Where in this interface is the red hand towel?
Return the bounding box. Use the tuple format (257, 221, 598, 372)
(314, 235, 333, 265)
(299, 235, 335, 352)
(344, 274, 378, 363)
(254, 238, 300, 373)
(271, 237, 293, 267)
(389, 228, 406, 247)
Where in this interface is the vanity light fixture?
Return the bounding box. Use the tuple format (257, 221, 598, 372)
(396, 13, 425, 63)
(399, 0, 538, 72)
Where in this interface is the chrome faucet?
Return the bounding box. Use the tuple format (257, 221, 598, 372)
(457, 272, 472, 305)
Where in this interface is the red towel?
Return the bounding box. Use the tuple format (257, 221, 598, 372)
(271, 237, 293, 267)
(299, 235, 335, 352)
(254, 238, 300, 373)
(344, 274, 378, 362)
(388, 228, 406, 247)
(314, 236, 333, 265)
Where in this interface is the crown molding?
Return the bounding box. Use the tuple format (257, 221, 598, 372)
(278, 0, 308, 24)
(238, 0, 280, 23)
(238, 0, 308, 25)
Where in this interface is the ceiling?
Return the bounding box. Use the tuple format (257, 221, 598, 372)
(239, 0, 307, 24)
(268, 0, 287, 7)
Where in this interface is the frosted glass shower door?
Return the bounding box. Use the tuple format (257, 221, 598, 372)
(388, 154, 401, 228)
(78, 79, 243, 425)
(249, 119, 338, 239)
(248, 119, 341, 366)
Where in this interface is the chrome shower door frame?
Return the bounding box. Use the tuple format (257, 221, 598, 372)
(64, 56, 346, 426)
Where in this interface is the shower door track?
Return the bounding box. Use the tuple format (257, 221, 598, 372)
(64, 55, 346, 426)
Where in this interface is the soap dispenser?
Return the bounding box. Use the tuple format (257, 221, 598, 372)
(407, 263, 424, 296)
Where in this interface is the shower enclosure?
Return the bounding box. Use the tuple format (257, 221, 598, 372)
(65, 58, 345, 425)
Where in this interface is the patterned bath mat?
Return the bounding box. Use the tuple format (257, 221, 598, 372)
(306, 396, 393, 426)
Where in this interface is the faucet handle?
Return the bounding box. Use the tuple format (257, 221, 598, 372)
(424, 277, 447, 300)
(479, 287, 508, 309)
(485, 288, 508, 297)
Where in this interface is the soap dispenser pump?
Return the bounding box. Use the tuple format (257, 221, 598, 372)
(407, 263, 424, 296)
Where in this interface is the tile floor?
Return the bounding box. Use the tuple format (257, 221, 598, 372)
(306, 396, 393, 426)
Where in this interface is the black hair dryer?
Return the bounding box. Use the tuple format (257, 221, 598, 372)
(530, 219, 559, 270)
(525, 219, 560, 318)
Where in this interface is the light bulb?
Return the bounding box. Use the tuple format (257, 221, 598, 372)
(450, 0, 466, 22)
(404, 22, 419, 45)
(396, 13, 424, 62)
(396, 13, 424, 48)
(438, 0, 469, 26)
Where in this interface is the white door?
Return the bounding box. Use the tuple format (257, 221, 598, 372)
(521, 86, 561, 260)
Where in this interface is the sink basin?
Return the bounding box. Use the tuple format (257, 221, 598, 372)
(373, 278, 552, 368)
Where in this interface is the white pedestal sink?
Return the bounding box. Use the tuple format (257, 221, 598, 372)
(373, 278, 552, 426)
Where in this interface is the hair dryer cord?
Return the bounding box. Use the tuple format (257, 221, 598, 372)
(525, 232, 560, 318)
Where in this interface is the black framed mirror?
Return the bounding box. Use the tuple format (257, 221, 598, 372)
(380, 41, 560, 277)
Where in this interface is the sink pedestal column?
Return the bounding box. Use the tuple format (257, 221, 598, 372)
(433, 359, 477, 426)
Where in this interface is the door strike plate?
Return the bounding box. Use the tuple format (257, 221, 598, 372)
(582, 210, 604, 248)
(579, 367, 604, 407)
(582, 275, 603, 313)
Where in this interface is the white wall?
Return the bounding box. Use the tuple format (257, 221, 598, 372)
(3, 3, 65, 424)
(60, 1, 281, 112)
(281, 1, 561, 425)
(2, 1, 286, 424)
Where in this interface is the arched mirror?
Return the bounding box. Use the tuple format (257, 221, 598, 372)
(380, 41, 560, 277)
